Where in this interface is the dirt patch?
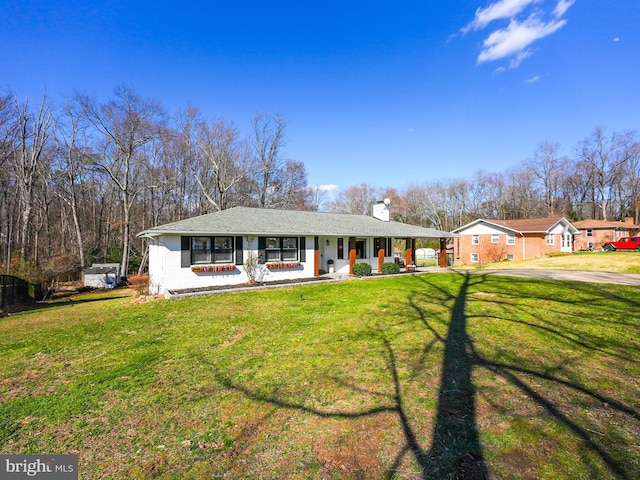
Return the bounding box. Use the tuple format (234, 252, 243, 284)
(131, 294, 163, 304)
(209, 327, 249, 351)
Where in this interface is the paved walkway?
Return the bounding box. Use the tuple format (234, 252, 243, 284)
(444, 268, 640, 286)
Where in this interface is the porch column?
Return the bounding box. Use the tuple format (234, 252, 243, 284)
(439, 238, 448, 268)
(405, 238, 415, 271)
(349, 237, 356, 274)
(378, 237, 385, 272)
(314, 236, 320, 277)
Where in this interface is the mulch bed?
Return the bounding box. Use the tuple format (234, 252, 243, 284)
(167, 269, 429, 297)
(167, 276, 337, 296)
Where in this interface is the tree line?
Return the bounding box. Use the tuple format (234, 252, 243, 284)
(328, 130, 640, 232)
(0, 86, 310, 284)
(1, 85, 638, 285)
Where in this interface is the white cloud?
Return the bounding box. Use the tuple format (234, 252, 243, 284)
(308, 184, 339, 192)
(613, 36, 620, 42)
(477, 15, 566, 64)
(525, 75, 541, 83)
(553, 0, 575, 18)
(464, 0, 541, 32)
(463, 0, 576, 68)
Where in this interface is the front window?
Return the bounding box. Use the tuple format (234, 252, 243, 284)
(265, 237, 281, 262)
(507, 234, 515, 245)
(586, 229, 593, 237)
(546, 234, 555, 245)
(472, 235, 479, 245)
(471, 253, 479, 263)
(491, 234, 499, 244)
(192, 236, 234, 264)
(282, 237, 298, 260)
(337, 238, 344, 259)
(191, 237, 211, 264)
(265, 237, 298, 262)
(214, 236, 233, 263)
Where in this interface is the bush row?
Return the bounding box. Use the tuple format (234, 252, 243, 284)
(352, 262, 401, 277)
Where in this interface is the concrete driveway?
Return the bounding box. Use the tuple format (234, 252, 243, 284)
(460, 268, 640, 286)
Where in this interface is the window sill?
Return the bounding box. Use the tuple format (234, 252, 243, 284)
(191, 264, 237, 273)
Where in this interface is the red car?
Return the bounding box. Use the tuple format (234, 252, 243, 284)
(602, 236, 640, 251)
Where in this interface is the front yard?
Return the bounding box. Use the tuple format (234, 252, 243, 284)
(1, 272, 639, 479)
(471, 250, 640, 273)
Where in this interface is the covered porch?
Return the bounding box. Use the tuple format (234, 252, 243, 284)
(312, 235, 450, 276)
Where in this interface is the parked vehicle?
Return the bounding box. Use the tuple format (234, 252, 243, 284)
(602, 236, 640, 251)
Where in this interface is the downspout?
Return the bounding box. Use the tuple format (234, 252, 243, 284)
(521, 233, 525, 260)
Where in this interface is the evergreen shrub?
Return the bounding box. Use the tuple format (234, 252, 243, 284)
(351, 262, 372, 277)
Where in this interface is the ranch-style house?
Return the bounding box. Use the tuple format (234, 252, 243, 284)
(137, 203, 457, 297)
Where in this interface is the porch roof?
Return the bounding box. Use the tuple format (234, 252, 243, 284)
(138, 207, 456, 239)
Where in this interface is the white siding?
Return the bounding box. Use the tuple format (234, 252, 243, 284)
(149, 235, 315, 296)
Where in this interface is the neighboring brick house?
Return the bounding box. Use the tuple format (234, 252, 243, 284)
(572, 218, 639, 251)
(451, 217, 579, 266)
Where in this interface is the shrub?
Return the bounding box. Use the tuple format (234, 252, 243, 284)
(128, 274, 149, 296)
(351, 262, 372, 277)
(244, 250, 260, 284)
(381, 262, 400, 275)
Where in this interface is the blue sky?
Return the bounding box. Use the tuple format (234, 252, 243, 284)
(1, 1, 638, 192)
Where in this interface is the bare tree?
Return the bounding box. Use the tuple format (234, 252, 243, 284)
(0, 93, 16, 271)
(250, 113, 287, 208)
(52, 101, 95, 271)
(327, 183, 382, 215)
(275, 159, 309, 209)
(12, 93, 54, 261)
(619, 136, 640, 222)
(0, 93, 15, 169)
(526, 141, 567, 216)
(75, 85, 163, 278)
(576, 128, 631, 221)
(402, 182, 446, 230)
(305, 185, 331, 212)
(195, 118, 247, 211)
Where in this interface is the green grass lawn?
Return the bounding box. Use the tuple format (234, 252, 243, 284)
(472, 250, 640, 274)
(1, 273, 639, 479)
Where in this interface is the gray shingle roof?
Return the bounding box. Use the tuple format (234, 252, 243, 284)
(137, 207, 456, 239)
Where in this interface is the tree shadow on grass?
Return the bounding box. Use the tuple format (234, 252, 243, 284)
(207, 271, 639, 479)
(208, 272, 489, 479)
(420, 272, 488, 479)
(412, 271, 639, 479)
